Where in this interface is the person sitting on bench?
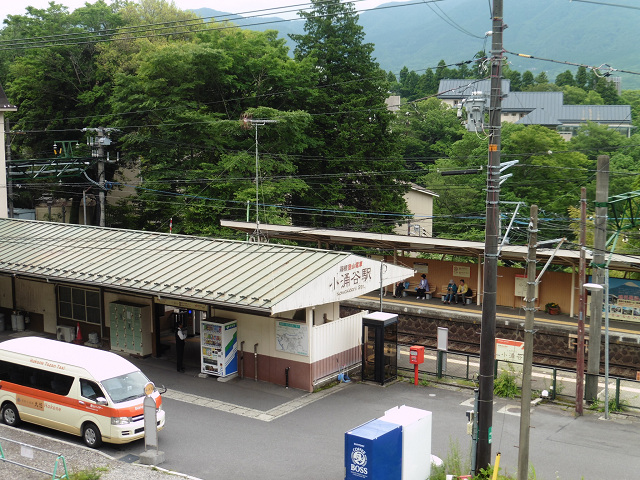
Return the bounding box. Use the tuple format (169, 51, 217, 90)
(416, 274, 429, 299)
(455, 279, 472, 304)
(443, 279, 457, 304)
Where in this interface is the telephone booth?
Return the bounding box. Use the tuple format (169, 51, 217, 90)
(362, 312, 398, 385)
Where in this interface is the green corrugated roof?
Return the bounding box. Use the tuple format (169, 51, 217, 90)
(0, 219, 413, 314)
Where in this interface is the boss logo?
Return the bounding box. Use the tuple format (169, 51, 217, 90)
(350, 446, 368, 476)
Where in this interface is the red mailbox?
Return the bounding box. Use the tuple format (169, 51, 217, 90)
(409, 345, 425, 386)
(409, 345, 425, 365)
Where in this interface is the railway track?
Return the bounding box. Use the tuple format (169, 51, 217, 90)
(398, 330, 639, 379)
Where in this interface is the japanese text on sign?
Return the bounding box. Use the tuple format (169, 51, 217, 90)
(495, 338, 524, 364)
(329, 261, 373, 297)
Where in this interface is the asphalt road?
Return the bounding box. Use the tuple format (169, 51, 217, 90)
(8, 366, 640, 480)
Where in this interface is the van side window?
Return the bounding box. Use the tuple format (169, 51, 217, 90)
(0, 360, 73, 396)
(80, 379, 104, 401)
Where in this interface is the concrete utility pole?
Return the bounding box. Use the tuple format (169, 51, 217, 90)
(476, 0, 503, 472)
(576, 187, 587, 415)
(5, 118, 12, 218)
(97, 127, 106, 227)
(585, 155, 609, 402)
(517, 205, 537, 480)
(83, 127, 113, 227)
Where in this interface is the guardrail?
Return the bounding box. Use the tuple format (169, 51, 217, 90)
(0, 436, 69, 479)
(397, 343, 640, 415)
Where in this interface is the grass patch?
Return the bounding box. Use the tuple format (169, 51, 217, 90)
(68, 467, 108, 480)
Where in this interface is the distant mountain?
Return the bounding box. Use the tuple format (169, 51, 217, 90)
(193, 0, 640, 90)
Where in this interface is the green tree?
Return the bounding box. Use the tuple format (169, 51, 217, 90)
(416, 69, 437, 96)
(108, 25, 314, 235)
(555, 70, 575, 87)
(501, 124, 590, 226)
(534, 71, 549, 85)
(504, 69, 522, 91)
(400, 69, 420, 100)
(569, 121, 624, 160)
(3, 1, 127, 221)
(575, 66, 588, 90)
(434, 59, 452, 82)
(594, 77, 620, 105)
(289, 0, 407, 231)
(562, 85, 587, 105)
(620, 90, 640, 128)
(394, 98, 465, 170)
(521, 71, 534, 89)
(424, 132, 488, 240)
(584, 90, 604, 104)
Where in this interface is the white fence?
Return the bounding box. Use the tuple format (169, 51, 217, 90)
(311, 311, 367, 382)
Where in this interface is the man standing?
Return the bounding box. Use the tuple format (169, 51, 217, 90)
(176, 319, 187, 373)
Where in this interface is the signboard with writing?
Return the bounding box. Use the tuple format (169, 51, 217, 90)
(17, 395, 44, 411)
(453, 265, 470, 278)
(271, 256, 414, 314)
(586, 277, 640, 323)
(495, 338, 524, 364)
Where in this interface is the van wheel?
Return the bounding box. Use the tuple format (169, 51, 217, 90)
(2, 403, 21, 427)
(82, 422, 102, 448)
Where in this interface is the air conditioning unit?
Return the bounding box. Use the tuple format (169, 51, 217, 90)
(56, 325, 76, 342)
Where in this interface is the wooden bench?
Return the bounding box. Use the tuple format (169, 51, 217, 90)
(402, 282, 435, 299)
(441, 284, 477, 304)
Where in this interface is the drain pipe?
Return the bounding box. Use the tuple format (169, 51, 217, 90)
(285, 367, 290, 389)
(239, 341, 245, 379)
(254, 343, 259, 382)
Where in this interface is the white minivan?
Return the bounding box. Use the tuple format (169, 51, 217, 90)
(0, 337, 165, 447)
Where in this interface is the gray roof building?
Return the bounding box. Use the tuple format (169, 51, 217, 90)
(437, 79, 634, 138)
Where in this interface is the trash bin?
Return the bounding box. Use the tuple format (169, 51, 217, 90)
(15, 313, 25, 332)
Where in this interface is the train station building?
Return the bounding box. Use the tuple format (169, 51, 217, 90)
(0, 218, 413, 392)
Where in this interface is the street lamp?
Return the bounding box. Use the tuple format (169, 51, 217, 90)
(583, 277, 610, 420)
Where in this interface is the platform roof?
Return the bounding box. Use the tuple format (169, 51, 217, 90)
(0, 219, 414, 315)
(220, 220, 640, 273)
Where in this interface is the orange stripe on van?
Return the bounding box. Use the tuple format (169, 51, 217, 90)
(2, 382, 160, 417)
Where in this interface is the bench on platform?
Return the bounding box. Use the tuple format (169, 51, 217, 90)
(441, 285, 476, 304)
(402, 282, 435, 299)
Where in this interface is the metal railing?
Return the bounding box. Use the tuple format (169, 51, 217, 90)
(397, 344, 640, 414)
(0, 436, 69, 479)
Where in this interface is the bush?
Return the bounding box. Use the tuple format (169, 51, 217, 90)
(494, 368, 521, 398)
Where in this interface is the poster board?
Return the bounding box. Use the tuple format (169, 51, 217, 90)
(515, 275, 538, 298)
(275, 320, 309, 356)
(453, 265, 470, 278)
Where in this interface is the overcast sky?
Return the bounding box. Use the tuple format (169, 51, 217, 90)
(1, 0, 388, 24)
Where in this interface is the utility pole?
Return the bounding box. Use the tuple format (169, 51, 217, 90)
(83, 127, 113, 227)
(97, 127, 106, 227)
(5, 118, 12, 218)
(586, 155, 609, 402)
(476, 0, 503, 472)
(241, 116, 277, 243)
(517, 204, 537, 480)
(576, 187, 587, 415)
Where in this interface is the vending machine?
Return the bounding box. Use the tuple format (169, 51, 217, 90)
(200, 318, 238, 377)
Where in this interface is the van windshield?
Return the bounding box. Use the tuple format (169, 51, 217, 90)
(101, 371, 150, 404)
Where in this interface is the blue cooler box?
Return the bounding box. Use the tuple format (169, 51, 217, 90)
(345, 418, 402, 480)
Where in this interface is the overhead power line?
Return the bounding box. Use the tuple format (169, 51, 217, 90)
(570, 0, 640, 10)
(504, 49, 640, 77)
(0, 0, 443, 52)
